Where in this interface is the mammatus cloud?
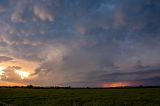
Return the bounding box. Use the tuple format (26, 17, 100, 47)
(10, 0, 54, 23)
(0, 0, 160, 87)
(10, 0, 30, 23)
(33, 3, 54, 22)
(0, 0, 8, 13)
(0, 5, 6, 13)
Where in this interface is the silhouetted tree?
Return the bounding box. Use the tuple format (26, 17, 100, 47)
(26, 85, 33, 88)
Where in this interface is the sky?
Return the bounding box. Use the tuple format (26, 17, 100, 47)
(0, 0, 160, 87)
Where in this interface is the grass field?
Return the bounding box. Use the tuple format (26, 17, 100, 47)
(0, 88, 160, 106)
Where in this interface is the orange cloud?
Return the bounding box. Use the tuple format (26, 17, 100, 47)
(0, 58, 38, 74)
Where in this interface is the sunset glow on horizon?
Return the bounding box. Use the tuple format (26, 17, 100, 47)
(0, 81, 26, 86)
(101, 81, 140, 88)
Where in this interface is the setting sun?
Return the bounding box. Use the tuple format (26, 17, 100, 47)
(0, 66, 5, 77)
(15, 70, 30, 79)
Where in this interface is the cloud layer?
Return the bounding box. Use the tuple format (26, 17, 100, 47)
(0, 0, 160, 87)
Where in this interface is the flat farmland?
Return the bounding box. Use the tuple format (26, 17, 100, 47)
(0, 88, 160, 106)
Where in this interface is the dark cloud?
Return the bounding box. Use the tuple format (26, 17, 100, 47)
(137, 76, 160, 86)
(98, 66, 160, 82)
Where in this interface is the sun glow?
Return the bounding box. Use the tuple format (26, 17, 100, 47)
(15, 70, 30, 79)
(102, 81, 133, 88)
(0, 66, 5, 77)
(0, 65, 30, 79)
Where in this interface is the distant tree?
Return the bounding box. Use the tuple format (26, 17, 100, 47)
(86, 87, 90, 89)
(139, 85, 143, 88)
(26, 85, 33, 88)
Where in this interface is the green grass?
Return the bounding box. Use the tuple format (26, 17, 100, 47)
(0, 88, 160, 106)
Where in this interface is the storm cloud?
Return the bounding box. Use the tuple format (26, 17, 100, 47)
(0, 0, 160, 87)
